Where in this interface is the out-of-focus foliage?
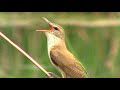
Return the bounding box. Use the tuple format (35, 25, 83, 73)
(0, 12, 120, 78)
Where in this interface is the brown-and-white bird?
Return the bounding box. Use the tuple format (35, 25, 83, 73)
(36, 17, 88, 78)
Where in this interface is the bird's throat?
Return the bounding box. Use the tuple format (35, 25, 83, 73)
(45, 33, 66, 53)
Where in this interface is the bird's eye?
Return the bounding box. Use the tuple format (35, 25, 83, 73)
(54, 27, 59, 30)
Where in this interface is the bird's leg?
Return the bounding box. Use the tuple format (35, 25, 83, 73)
(61, 72, 71, 78)
(46, 72, 60, 78)
(61, 72, 67, 78)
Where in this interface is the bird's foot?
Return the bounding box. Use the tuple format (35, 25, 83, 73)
(46, 72, 60, 78)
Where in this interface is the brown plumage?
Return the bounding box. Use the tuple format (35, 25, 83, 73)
(50, 45, 88, 78)
(36, 17, 89, 78)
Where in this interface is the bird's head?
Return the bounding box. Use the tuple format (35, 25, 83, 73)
(36, 17, 65, 41)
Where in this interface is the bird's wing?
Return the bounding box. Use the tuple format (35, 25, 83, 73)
(50, 47, 88, 78)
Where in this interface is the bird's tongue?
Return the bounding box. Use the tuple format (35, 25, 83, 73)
(36, 25, 53, 32)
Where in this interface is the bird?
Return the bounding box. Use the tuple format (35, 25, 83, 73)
(36, 17, 89, 78)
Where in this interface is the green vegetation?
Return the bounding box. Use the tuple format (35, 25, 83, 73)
(0, 12, 120, 78)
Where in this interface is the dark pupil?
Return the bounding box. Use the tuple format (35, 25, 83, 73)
(54, 27, 59, 30)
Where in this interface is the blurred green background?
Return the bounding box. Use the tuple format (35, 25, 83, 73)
(0, 12, 120, 78)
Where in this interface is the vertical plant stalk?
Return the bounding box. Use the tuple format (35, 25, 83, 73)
(105, 30, 120, 73)
(0, 32, 52, 78)
(106, 38, 119, 69)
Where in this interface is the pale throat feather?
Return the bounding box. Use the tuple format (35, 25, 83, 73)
(45, 33, 62, 54)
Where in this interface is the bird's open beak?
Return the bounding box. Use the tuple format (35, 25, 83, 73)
(36, 17, 53, 32)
